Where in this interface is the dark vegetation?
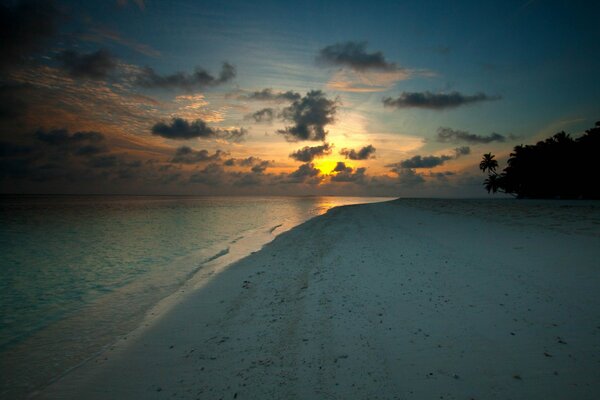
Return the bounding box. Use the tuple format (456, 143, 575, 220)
(480, 122, 600, 199)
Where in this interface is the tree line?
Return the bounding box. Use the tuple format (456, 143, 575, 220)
(480, 121, 600, 199)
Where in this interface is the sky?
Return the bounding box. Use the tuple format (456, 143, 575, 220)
(1, 0, 599, 197)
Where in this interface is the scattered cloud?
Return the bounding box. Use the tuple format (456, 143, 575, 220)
(245, 108, 275, 123)
(286, 162, 321, 183)
(383, 91, 500, 110)
(151, 117, 246, 141)
(238, 88, 300, 102)
(134, 62, 235, 90)
(289, 143, 332, 162)
(170, 146, 227, 164)
(317, 41, 397, 72)
(57, 49, 117, 80)
(224, 156, 271, 173)
(277, 90, 337, 141)
(436, 127, 507, 143)
(330, 162, 366, 183)
(453, 146, 471, 157)
(389, 154, 453, 169)
(340, 144, 376, 160)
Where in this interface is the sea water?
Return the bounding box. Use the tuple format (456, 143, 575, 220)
(0, 195, 390, 396)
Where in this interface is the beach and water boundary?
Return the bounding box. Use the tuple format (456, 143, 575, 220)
(0, 196, 391, 399)
(30, 198, 600, 400)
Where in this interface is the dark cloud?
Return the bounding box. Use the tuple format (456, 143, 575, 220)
(331, 162, 367, 183)
(238, 89, 301, 102)
(224, 156, 271, 173)
(134, 62, 235, 90)
(151, 117, 246, 141)
(454, 146, 471, 157)
(0, 0, 60, 69)
(88, 154, 118, 168)
(278, 90, 337, 141)
(386, 144, 470, 172)
(35, 128, 108, 155)
(383, 91, 500, 110)
(170, 146, 226, 164)
(387, 154, 452, 169)
(289, 143, 332, 162)
(332, 161, 351, 173)
(189, 163, 226, 185)
(340, 145, 376, 160)
(250, 160, 270, 174)
(317, 41, 397, 71)
(57, 49, 117, 79)
(245, 108, 274, 123)
(436, 127, 507, 144)
(395, 168, 426, 186)
(286, 162, 321, 183)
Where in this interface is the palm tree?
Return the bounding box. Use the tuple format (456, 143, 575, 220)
(483, 174, 501, 193)
(479, 153, 498, 175)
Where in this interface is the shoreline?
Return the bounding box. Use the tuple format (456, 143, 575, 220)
(38, 199, 600, 399)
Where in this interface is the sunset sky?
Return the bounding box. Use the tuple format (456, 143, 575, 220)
(1, 0, 599, 196)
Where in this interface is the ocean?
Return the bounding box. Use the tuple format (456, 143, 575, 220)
(0, 195, 391, 396)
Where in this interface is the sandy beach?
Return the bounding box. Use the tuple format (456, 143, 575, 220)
(39, 199, 600, 399)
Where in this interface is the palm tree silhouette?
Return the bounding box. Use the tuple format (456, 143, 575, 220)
(479, 153, 498, 175)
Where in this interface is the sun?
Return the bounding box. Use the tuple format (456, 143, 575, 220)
(313, 158, 352, 174)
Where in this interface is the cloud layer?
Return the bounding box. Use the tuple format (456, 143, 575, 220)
(134, 62, 235, 90)
(317, 41, 397, 72)
(289, 143, 332, 162)
(383, 91, 499, 110)
(436, 127, 507, 143)
(151, 118, 246, 141)
(340, 145, 376, 160)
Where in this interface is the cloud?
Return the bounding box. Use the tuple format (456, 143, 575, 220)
(35, 128, 108, 155)
(395, 168, 426, 186)
(340, 145, 376, 160)
(238, 88, 300, 102)
(387, 154, 452, 169)
(383, 91, 500, 110)
(57, 49, 117, 79)
(0, 0, 60, 69)
(134, 62, 235, 90)
(317, 41, 397, 72)
(289, 143, 332, 162)
(330, 162, 367, 183)
(436, 127, 507, 144)
(386, 145, 470, 171)
(170, 146, 226, 164)
(286, 162, 321, 183)
(453, 146, 471, 157)
(151, 117, 246, 141)
(245, 108, 275, 123)
(189, 163, 226, 185)
(223, 156, 271, 173)
(277, 90, 337, 141)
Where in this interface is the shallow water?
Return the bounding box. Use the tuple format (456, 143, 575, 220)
(0, 195, 391, 396)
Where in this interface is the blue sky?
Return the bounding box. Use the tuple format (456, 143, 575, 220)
(1, 0, 599, 195)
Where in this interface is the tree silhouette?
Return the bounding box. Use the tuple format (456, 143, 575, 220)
(480, 121, 600, 199)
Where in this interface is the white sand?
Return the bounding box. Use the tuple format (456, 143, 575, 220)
(40, 199, 600, 399)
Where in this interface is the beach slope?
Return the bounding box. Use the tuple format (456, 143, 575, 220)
(41, 199, 600, 399)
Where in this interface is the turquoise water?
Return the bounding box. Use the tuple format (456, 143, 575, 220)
(0, 195, 390, 396)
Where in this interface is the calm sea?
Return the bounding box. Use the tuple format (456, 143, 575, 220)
(0, 195, 391, 397)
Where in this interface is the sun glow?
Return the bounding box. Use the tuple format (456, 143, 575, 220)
(314, 158, 353, 174)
